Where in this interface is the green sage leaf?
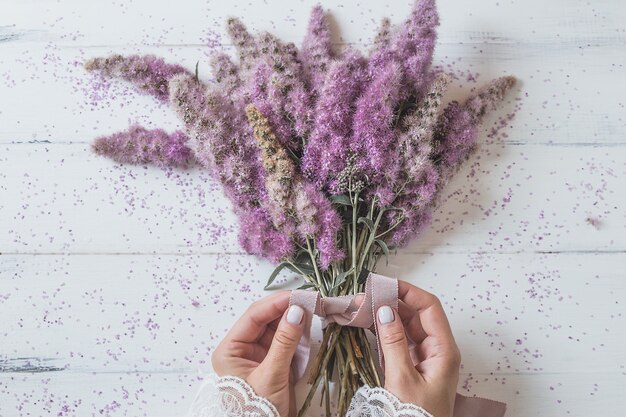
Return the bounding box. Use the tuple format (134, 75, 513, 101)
(375, 239, 390, 265)
(333, 267, 355, 289)
(358, 217, 374, 231)
(297, 282, 317, 290)
(330, 194, 352, 206)
(265, 262, 289, 290)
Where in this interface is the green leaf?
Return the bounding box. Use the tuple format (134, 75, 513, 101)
(297, 282, 317, 290)
(333, 267, 355, 288)
(375, 239, 390, 265)
(375, 239, 390, 257)
(329, 268, 354, 293)
(330, 194, 352, 206)
(382, 206, 404, 214)
(265, 262, 289, 290)
(358, 217, 374, 231)
(286, 263, 315, 275)
(294, 249, 311, 265)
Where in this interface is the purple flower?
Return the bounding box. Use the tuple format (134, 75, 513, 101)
(245, 103, 298, 236)
(247, 104, 342, 267)
(435, 76, 516, 177)
(208, 52, 241, 98)
(169, 74, 268, 214)
(226, 17, 259, 72)
(350, 61, 404, 204)
(250, 33, 313, 150)
(295, 182, 344, 269)
(393, 0, 439, 93)
(388, 75, 516, 246)
(301, 49, 368, 192)
(300, 4, 335, 93)
(84, 0, 516, 278)
(238, 207, 295, 262)
(367, 0, 438, 97)
(399, 73, 450, 177)
(84, 54, 190, 102)
(92, 125, 193, 168)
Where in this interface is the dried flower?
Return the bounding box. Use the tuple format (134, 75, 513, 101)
(226, 17, 259, 72)
(92, 125, 193, 168)
(239, 207, 295, 262)
(301, 5, 335, 92)
(208, 52, 241, 97)
(435, 75, 516, 175)
(393, 0, 439, 93)
(85, 2, 516, 414)
(371, 17, 392, 51)
(246, 104, 343, 266)
(399, 73, 450, 176)
(302, 50, 368, 192)
(245, 103, 297, 235)
(84, 54, 190, 102)
(351, 61, 404, 205)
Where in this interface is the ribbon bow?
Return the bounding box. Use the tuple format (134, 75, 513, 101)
(289, 272, 507, 417)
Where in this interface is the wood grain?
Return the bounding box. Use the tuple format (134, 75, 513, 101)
(1, 0, 625, 416)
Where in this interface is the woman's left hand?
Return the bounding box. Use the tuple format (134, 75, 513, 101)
(211, 291, 305, 417)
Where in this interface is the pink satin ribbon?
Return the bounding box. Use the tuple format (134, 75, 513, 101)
(289, 272, 507, 417)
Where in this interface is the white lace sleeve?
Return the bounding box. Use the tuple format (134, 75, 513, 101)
(347, 386, 434, 417)
(186, 373, 280, 417)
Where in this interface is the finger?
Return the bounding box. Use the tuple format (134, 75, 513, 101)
(260, 304, 306, 376)
(226, 291, 291, 343)
(397, 299, 428, 344)
(398, 281, 455, 343)
(376, 305, 414, 373)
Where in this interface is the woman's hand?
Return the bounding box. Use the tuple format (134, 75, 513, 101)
(211, 291, 305, 417)
(376, 280, 461, 417)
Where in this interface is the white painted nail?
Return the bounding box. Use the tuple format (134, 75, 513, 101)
(287, 305, 304, 325)
(377, 306, 394, 324)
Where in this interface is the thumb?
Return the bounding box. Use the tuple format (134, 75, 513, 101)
(261, 304, 306, 377)
(377, 306, 414, 376)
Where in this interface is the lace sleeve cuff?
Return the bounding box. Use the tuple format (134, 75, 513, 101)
(186, 374, 280, 417)
(347, 385, 434, 417)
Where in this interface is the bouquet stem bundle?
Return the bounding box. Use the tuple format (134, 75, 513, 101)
(84, 1, 516, 415)
(292, 193, 391, 416)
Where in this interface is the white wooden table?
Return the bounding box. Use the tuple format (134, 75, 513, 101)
(1, 0, 625, 416)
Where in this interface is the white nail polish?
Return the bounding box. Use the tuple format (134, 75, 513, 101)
(377, 306, 394, 324)
(287, 305, 304, 324)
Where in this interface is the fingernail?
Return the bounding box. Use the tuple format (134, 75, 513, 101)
(287, 305, 304, 325)
(377, 306, 394, 324)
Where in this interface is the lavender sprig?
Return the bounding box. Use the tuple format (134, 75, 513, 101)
(92, 125, 193, 168)
(85, 54, 190, 102)
(301, 5, 335, 93)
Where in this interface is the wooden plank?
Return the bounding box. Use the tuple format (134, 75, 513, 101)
(1, 1, 625, 416)
(0, 252, 624, 415)
(0, 371, 623, 417)
(1, 143, 624, 254)
(1, 41, 624, 145)
(1, 253, 623, 373)
(2, 0, 625, 47)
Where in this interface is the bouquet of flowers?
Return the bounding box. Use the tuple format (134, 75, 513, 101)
(85, 0, 515, 415)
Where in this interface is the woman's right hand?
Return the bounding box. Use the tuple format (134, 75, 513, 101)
(376, 280, 461, 417)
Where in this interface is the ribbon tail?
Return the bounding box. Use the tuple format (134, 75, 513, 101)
(368, 273, 399, 372)
(289, 289, 320, 381)
(454, 394, 507, 417)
